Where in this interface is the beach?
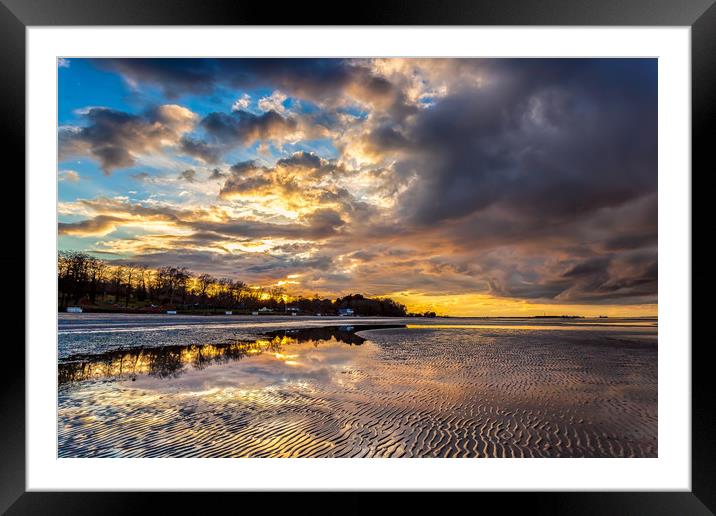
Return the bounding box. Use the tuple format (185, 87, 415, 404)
(58, 314, 657, 458)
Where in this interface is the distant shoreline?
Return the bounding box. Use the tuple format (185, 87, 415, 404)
(58, 308, 657, 320)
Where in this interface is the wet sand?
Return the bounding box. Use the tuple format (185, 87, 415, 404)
(58, 315, 657, 458)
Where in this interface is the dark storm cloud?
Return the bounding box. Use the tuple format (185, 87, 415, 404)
(415, 197, 658, 304)
(96, 58, 415, 116)
(94, 58, 220, 97)
(563, 257, 612, 279)
(276, 152, 350, 183)
(59, 105, 197, 173)
(353, 59, 660, 304)
(603, 233, 657, 252)
(557, 252, 657, 303)
(218, 163, 271, 199)
(60, 104, 301, 173)
(393, 59, 657, 226)
(178, 136, 222, 164)
(471, 241, 658, 304)
(95, 58, 349, 97)
(229, 160, 257, 175)
(365, 123, 410, 153)
(277, 151, 322, 169)
(200, 109, 298, 146)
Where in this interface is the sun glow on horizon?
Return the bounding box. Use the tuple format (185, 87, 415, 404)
(383, 291, 657, 318)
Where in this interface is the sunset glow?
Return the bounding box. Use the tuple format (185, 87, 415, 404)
(58, 58, 657, 316)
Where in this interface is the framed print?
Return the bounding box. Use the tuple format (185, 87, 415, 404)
(3, 0, 711, 513)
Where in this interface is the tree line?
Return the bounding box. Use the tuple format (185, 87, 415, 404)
(58, 251, 408, 316)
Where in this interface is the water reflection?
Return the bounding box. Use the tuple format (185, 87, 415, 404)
(58, 324, 404, 385)
(263, 324, 404, 345)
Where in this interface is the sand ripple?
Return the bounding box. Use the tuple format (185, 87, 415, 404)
(58, 323, 657, 458)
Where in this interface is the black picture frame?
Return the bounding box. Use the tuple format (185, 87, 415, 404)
(2, 0, 709, 513)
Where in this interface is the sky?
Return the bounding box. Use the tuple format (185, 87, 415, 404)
(58, 58, 657, 317)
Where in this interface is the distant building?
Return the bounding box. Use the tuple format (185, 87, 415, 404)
(66, 306, 82, 313)
(338, 308, 355, 316)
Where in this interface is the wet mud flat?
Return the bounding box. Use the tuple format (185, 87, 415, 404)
(58, 318, 657, 458)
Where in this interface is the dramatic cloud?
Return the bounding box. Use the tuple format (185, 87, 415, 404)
(365, 61, 657, 224)
(177, 136, 222, 163)
(198, 110, 301, 152)
(95, 58, 417, 116)
(59, 104, 198, 173)
(58, 58, 658, 314)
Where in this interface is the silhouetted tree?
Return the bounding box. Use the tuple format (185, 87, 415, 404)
(58, 252, 408, 316)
